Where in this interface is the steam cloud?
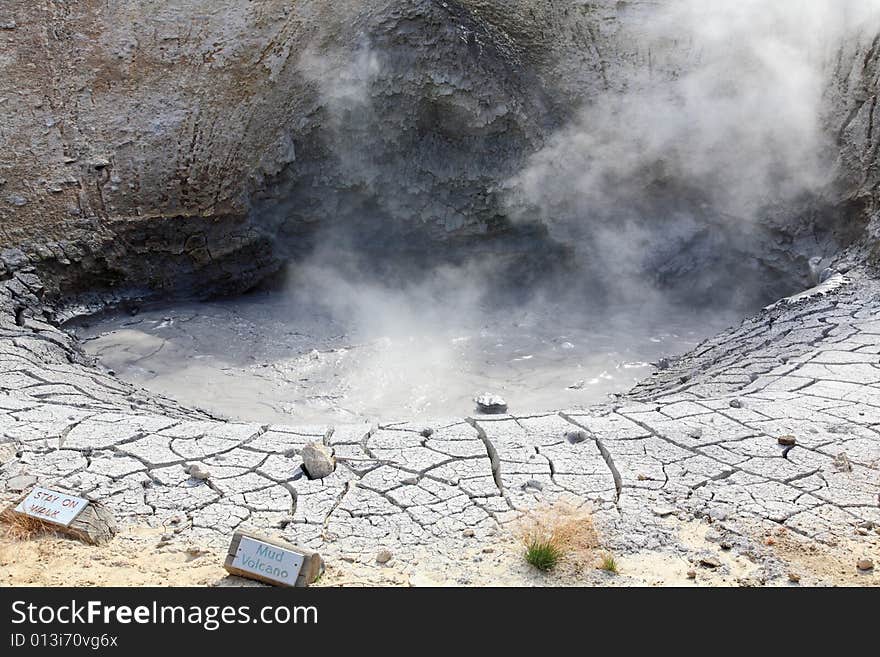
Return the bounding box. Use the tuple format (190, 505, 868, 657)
(505, 0, 880, 306)
(269, 1, 880, 417)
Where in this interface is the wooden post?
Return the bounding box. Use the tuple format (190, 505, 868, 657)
(224, 530, 323, 587)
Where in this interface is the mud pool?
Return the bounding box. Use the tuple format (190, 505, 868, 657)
(68, 288, 737, 425)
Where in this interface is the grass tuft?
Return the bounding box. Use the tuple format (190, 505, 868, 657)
(525, 539, 563, 571)
(516, 501, 599, 573)
(598, 553, 619, 574)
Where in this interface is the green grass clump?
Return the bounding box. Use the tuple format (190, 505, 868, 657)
(525, 539, 564, 571)
(598, 553, 619, 574)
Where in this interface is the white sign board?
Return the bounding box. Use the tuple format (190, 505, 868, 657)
(15, 487, 88, 527)
(232, 536, 305, 586)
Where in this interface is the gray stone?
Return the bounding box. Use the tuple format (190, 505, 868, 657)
(186, 464, 211, 481)
(6, 474, 37, 492)
(376, 548, 393, 564)
(474, 393, 508, 414)
(301, 442, 336, 480)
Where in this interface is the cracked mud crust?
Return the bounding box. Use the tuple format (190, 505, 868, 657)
(1, 270, 879, 586)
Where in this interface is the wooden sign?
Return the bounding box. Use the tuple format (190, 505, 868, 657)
(224, 531, 323, 588)
(14, 487, 88, 527)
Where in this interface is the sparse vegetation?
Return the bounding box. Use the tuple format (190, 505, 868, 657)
(516, 501, 599, 573)
(525, 539, 563, 571)
(598, 553, 619, 574)
(0, 507, 55, 541)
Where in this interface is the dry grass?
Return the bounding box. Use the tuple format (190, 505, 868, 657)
(515, 501, 600, 571)
(0, 506, 58, 542)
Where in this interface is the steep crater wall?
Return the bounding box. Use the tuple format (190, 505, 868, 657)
(0, 1, 877, 309)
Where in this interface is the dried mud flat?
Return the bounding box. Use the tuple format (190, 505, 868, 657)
(1, 269, 879, 586)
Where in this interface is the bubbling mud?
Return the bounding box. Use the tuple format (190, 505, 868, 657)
(69, 286, 736, 425)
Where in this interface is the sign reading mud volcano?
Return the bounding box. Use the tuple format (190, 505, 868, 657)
(14, 487, 88, 527)
(225, 532, 323, 587)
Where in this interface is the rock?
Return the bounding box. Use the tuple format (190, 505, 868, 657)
(474, 393, 507, 414)
(462, 528, 475, 538)
(777, 435, 796, 446)
(522, 479, 543, 492)
(301, 442, 336, 479)
(419, 428, 434, 438)
(729, 399, 743, 408)
(565, 430, 588, 444)
(686, 570, 696, 579)
(832, 453, 852, 473)
(720, 541, 733, 551)
(687, 427, 703, 439)
(186, 464, 211, 480)
(568, 380, 586, 390)
(699, 555, 722, 569)
(6, 474, 36, 492)
(857, 558, 874, 571)
(0, 442, 18, 465)
(376, 548, 393, 564)
(62, 502, 117, 545)
(652, 506, 675, 517)
(788, 572, 801, 583)
(185, 546, 209, 558)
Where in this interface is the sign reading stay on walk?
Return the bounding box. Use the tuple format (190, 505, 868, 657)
(14, 486, 88, 527)
(224, 531, 323, 587)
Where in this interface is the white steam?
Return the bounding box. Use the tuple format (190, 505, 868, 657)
(506, 0, 880, 289)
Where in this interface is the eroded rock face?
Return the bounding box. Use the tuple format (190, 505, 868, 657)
(0, 0, 878, 310)
(1, 0, 877, 307)
(0, 0, 567, 302)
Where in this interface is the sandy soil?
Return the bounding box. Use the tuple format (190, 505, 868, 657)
(4, 517, 874, 587)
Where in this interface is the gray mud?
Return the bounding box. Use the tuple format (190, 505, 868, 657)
(70, 289, 735, 425)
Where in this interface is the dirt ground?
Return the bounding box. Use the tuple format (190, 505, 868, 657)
(1, 517, 876, 587)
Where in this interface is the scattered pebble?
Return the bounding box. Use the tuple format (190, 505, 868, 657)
(777, 435, 796, 446)
(462, 529, 475, 538)
(788, 572, 801, 584)
(833, 453, 853, 473)
(699, 556, 721, 569)
(686, 570, 696, 579)
(857, 558, 874, 571)
(376, 548, 393, 565)
(186, 464, 211, 480)
(729, 399, 743, 408)
(565, 430, 588, 444)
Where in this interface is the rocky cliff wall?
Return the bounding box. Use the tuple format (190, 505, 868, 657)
(0, 1, 878, 306)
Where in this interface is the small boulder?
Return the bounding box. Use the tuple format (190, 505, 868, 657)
(186, 464, 211, 481)
(565, 430, 588, 444)
(301, 442, 336, 480)
(857, 558, 874, 572)
(777, 435, 796, 446)
(474, 393, 507, 414)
